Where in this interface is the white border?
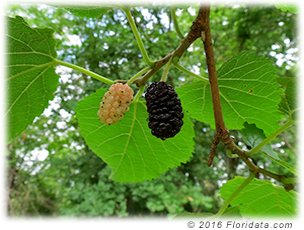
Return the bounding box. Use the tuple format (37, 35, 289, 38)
(1, 0, 303, 229)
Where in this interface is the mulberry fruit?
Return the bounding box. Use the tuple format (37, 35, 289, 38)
(97, 83, 134, 125)
(145, 81, 183, 140)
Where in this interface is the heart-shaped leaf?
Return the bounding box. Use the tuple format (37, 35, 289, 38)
(177, 52, 283, 136)
(76, 88, 195, 182)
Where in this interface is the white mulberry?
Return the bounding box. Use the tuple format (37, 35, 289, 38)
(97, 83, 134, 125)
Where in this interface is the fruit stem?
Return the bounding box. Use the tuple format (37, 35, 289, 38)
(127, 66, 151, 85)
(123, 8, 154, 67)
(134, 86, 145, 102)
(54, 59, 114, 85)
(160, 57, 172, 82)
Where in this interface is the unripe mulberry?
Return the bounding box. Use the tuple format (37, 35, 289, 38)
(145, 81, 183, 140)
(97, 83, 134, 125)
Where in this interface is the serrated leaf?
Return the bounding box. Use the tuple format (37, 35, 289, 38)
(177, 52, 283, 136)
(277, 77, 296, 118)
(241, 123, 296, 175)
(76, 88, 195, 182)
(221, 177, 297, 216)
(6, 16, 59, 141)
(64, 7, 110, 18)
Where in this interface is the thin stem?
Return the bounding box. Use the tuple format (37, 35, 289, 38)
(201, 6, 226, 132)
(134, 86, 145, 102)
(248, 119, 295, 156)
(54, 59, 114, 85)
(123, 8, 153, 66)
(174, 62, 208, 82)
(127, 66, 151, 85)
(160, 57, 172, 82)
(215, 174, 255, 217)
(170, 8, 184, 39)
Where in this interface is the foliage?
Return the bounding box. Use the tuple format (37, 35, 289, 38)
(6, 4, 297, 217)
(7, 16, 59, 141)
(76, 88, 195, 182)
(221, 176, 297, 216)
(178, 52, 283, 136)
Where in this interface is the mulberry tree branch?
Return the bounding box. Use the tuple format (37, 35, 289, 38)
(125, 5, 295, 190)
(134, 8, 206, 86)
(199, 5, 295, 190)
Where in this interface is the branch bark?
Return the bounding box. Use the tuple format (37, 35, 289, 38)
(134, 8, 207, 86)
(199, 6, 295, 190)
(130, 5, 295, 190)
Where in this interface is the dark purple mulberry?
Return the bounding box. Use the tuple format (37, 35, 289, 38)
(145, 81, 184, 140)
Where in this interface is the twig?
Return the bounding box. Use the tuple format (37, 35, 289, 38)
(199, 6, 295, 190)
(134, 8, 207, 86)
(208, 134, 220, 166)
(200, 6, 225, 133)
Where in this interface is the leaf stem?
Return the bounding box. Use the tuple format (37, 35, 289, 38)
(248, 119, 294, 156)
(170, 8, 184, 39)
(215, 174, 255, 217)
(174, 62, 208, 82)
(127, 66, 151, 85)
(54, 59, 114, 85)
(123, 8, 154, 66)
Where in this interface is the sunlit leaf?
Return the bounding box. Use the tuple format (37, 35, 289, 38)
(278, 77, 296, 118)
(76, 88, 195, 182)
(6, 16, 59, 141)
(177, 52, 283, 136)
(221, 176, 297, 216)
(64, 6, 110, 18)
(276, 5, 297, 14)
(240, 123, 296, 175)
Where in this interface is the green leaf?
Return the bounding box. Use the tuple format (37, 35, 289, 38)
(220, 176, 297, 216)
(64, 7, 110, 18)
(277, 77, 296, 118)
(177, 52, 283, 136)
(276, 5, 297, 14)
(76, 88, 195, 182)
(222, 206, 242, 217)
(241, 123, 296, 175)
(6, 16, 59, 141)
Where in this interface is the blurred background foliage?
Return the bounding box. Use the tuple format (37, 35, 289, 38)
(7, 4, 297, 216)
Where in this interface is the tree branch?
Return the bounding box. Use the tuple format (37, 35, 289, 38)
(199, 6, 295, 190)
(201, 7, 226, 133)
(134, 8, 207, 87)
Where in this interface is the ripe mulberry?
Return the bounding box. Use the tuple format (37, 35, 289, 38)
(97, 83, 134, 125)
(145, 81, 183, 140)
